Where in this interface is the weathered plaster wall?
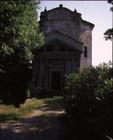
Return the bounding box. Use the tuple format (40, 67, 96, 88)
(79, 23, 93, 68)
(40, 5, 94, 68)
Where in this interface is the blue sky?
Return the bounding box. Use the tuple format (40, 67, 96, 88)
(39, 1, 112, 66)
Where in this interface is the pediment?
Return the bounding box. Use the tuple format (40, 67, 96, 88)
(45, 31, 83, 52)
(40, 5, 82, 22)
(47, 8, 74, 21)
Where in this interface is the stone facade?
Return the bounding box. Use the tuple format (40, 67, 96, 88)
(32, 4, 94, 96)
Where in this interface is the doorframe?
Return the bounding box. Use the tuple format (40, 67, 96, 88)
(49, 66, 63, 91)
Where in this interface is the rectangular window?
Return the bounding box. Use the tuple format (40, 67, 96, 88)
(51, 71, 62, 90)
(84, 46, 87, 57)
(46, 45, 53, 52)
(59, 45, 65, 52)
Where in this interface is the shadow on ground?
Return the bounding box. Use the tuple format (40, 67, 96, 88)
(0, 106, 65, 140)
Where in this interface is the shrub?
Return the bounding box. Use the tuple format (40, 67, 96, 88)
(64, 63, 113, 140)
(65, 63, 112, 116)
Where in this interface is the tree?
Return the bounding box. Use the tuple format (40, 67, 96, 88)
(0, 0, 44, 106)
(104, 0, 113, 40)
(104, 28, 113, 40)
(104, 0, 113, 67)
(108, 0, 113, 4)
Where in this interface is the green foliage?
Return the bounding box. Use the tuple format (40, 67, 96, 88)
(64, 63, 113, 140)
(108, 0, 113, 4)
(0, 0, 44, 60)
(104, 1, 113, 41)
(44, 96, 64, 110)
(0, 0, 44, 105)
(65, 63, 112, 116)
(104, 28, 113, 40)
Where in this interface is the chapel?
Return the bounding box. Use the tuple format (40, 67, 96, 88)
(32, 4, 94, 96)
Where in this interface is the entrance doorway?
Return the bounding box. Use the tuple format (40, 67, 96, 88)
(51, 71, 62, 90)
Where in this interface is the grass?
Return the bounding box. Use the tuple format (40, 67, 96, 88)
(44, 96, 64, 110)
(0, 96, 63, 122)
(0, 98, 44, 122)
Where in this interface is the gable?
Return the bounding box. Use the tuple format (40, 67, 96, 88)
(45, 31, 83, 52)
(40, 4, 82, 23)
(47, 8, 74, 21)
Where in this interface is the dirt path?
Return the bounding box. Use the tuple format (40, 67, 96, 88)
(0, 105, 65, 140)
